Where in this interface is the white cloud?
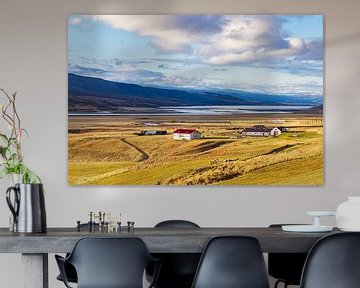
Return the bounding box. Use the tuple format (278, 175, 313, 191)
(92, 15, 204, 52)
(206, 37, 306, 65)
(90, 15, 314, 67)
(68, 17, 82, 26)
(197, 16, 306, 65)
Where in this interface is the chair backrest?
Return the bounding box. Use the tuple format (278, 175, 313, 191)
(152, 220, 201, 284)
(67, 237, 154, 288)
(191, 236, 270, 288)
(155, 220, 200, 228)
(268, 224, 308, 285)
(300, 232, 360, 288)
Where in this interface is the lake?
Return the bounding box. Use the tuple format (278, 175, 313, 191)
(69, 105, 314, 116)
(161, 105, 313, 115)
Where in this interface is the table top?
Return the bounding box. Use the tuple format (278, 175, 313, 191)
(0, 227, 339, 254)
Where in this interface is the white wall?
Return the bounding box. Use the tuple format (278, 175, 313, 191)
(1, 0, 360, 286)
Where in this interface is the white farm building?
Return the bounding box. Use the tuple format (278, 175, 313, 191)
(242, 127, 282, 137)
(173, 129, 202, 140)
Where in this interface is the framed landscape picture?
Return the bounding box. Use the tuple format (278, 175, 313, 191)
(68, 15, 323, 185)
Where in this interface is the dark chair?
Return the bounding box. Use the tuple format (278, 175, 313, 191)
(191, 236, 270, 288)
(56, 223, 99, 284)
(56, 262, 77, 284)
(147, 220, 201, 288)
(300, 232, 360, 288)
(154, 220, 200, 229)
(268, 224, 308, 288)
(55, 237, 160, 288)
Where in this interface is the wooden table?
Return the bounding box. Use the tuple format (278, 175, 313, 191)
(0, 227, 338, 288)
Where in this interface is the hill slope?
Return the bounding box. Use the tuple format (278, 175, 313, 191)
(68, 73, 322, 113)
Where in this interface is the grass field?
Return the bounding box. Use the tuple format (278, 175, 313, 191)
(68, 114, 323, 185)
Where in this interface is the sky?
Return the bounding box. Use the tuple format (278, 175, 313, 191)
(68, 15, 323, 97)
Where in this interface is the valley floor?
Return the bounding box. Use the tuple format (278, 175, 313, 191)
(68, 114, 323, 185)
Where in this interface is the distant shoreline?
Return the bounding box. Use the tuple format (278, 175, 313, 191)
(68, 104, 319, 117)
(68, 113, 323, 121)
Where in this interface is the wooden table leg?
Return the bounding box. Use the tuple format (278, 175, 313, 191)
(22, 253, 48, 288)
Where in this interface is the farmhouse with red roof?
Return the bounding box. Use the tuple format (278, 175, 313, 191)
(173, 129, 202, 140)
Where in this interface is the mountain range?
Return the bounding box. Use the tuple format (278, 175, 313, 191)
(68, 73, 322, 113)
